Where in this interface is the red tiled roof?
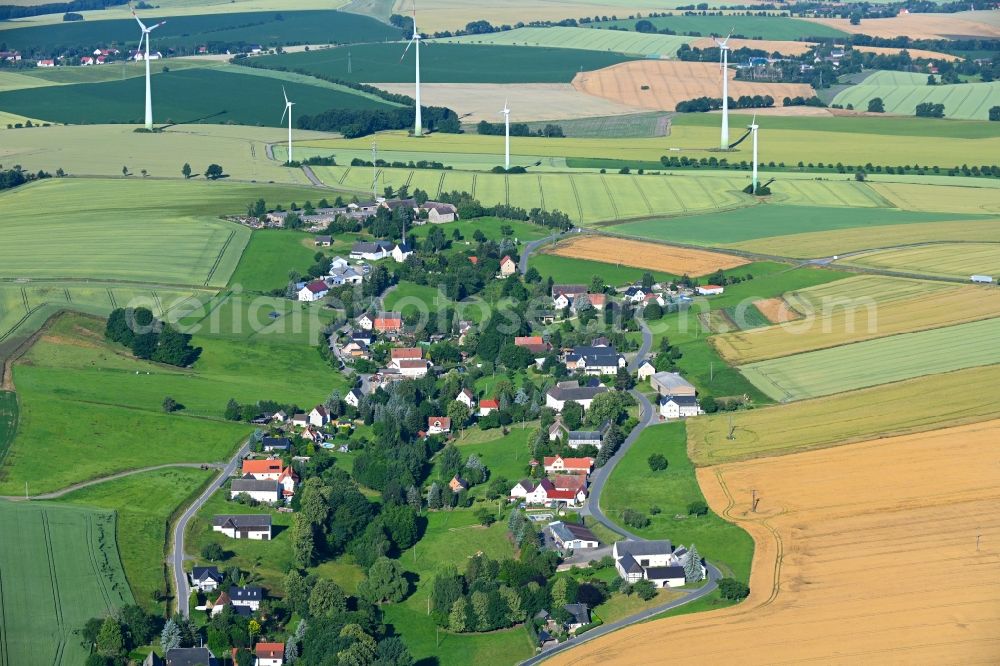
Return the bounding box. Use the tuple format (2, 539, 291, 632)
(396, 359, 429, 369)
(515, 336, 544, 346)
(480, 399, 499, 409)
(305, 280, 328, 293)
(256, 642, 285, 658)
(428, 416, 451, 430)
(243, 459, 282, 475)
(391, 347, 423, 359)
(501, 255, 515, 266)
(543, 456, 594, 471)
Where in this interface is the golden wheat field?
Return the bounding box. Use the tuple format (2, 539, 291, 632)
(804, 12, 1000, 39)
(872, 182, 1000, 214)
(546, 236, 748, 276)
(572, 60, 814, 112)
(713, 276, 1000, 363)
(686, 363, 1000, 465)
(553, 420, 1000, 665)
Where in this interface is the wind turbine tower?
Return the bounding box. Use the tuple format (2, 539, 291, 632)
(129, 2, 165, 131)
(714, 31, 733, 150)
(281, 87, 295, 164)
(501, 99, 511, 171)
(749, 114, 760, 193)
(400, 8, 422, 136)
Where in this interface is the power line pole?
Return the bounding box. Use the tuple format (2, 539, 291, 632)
(371, 139, 378, 199)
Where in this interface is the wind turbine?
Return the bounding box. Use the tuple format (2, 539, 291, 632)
(129, 1, 166, 131)
(714, 30, 733, 150)
(749, 114, 760, 193)
(281, 86, 295, 164)
(399, 7, 422, 137)
(501, 99, 510, 171)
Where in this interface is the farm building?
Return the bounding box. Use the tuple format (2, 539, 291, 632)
(545, 381, 609, 411)
(229, 479, 281, 503)
(971, 275, 994, 284)
(390, 358, 431, 377)
(212, 514, 273, 540)
(548, 521, 600, 550)
(423, 201, 458, 223)
(297, 280, 329, 302)
(650, 371, 697, 397)
(261, 437, 291, 452)
(143, 647, 220, 666)
(242, 459, 283, 479)
(564, 345, 626, 375)
(500, 255, 518, 277)
(374, 311, 404, 333)
(351, 240, 393, 261)
(543, 455, 594, 475)
(190, 566, 223, 592)
(696, 285, 724, 296)
(659, 394, 701, 420)
(613, 540, 704, 587)
(637, 360, 656, 380)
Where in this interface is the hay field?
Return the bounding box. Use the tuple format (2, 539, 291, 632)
(740, 316, 1000, 401)
(546, 236, 748, 276)
(832, 71, 1000, 120)
(572, 60, 815, 112)
(687, 363, 1000, 464)
(841, 242, 1000, 280)
(371, 83, 647, 123)
(438, 26, 694, 56)
(0, 502, 134, 666)
(872, 181, 1000, 214)
(752, 297, 801, 323)
(853, 44, 961, 61)
(804, 11, 1000, 39)
(689, 38, 960, 60)
(727, 218, 1000, 257)
(713, 276, 1000, 363)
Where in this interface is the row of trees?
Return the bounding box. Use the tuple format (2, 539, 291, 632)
(476, 120, 565, 137)
(675, 94, 776, 113)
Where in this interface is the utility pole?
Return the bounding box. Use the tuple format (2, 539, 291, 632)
(977, 534, 982, 551)
(371, 139, 377, 199)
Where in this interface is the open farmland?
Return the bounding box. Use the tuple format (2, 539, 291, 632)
(554, 421, 1000, 664)
(546, 235, 748, 276)
(573, 60, 815, 112)
(0, 10, 400, 53)
(0, 67, 394, 127)
(713, 276, 1000, 363)
(804, 10, 1000, 39)
(840, 242, 1000, 279)
(752, 296, 801, 323)
(832, 71, 1000, 120)
(312, 166, 752, 222)
(523, 112, 671, 138)
(870, 181, 1000, 214)
(599, 14, 847, 40)
(437, 25, 694, 57)
(254, 43, 636, 83)
(688, 363, 1000, 464)
(0, 502, 134, 666)
(728, 218, 1000, 257)
(739, 316, 1000, 401)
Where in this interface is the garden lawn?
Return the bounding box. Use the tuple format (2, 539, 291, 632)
(57, 466, 214, 612)
(0, 501, 134, 666)
(600, 422, 754, 582)
(384, 508, 535, 666)
(450, 426, 535, 491)
(409, 216, 550, 244)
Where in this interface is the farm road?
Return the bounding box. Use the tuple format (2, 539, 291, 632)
(172, 440, 250, 617)
(0, 462, 224, 502)
(519, 230, 569, 275)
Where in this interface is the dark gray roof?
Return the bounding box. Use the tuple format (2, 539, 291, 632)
(549, 521, 598, 544)
(230, 585, 263, 602)
(660, 394, 699, 407)
(262, 437, 291, 449)
(568, 422, 609, 441)
(352, 240, 393, 253)
(212, 514, 272, 528)
(191, 566, 221, 582)
(552, 284, 587, 296)
(617, 552, 643, 574)
(165, 647, 218, 666)
(616, 539, 673, 558)
(564, 603, 590, 625)
(645, 566, 686, 580)
(230, 479, 280, 493)
(547, 385, 608, 402)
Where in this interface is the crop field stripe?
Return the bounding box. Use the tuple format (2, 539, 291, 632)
(630, 176, 654, 215)
(600, 175, 620, 220)
(204, 229, 236, 286)
(568, 177, 585, 223)
(471, 173, 478, 199)
(659, 177, 689, 212)
(106, 289, 117, 309)
(689, 177, 720, 208)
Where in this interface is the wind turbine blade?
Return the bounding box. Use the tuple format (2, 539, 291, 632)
(128, 1, 147, 29)
(752, 112, 757, 126)
(281, 105, 288, 123)
(148, 20, 166, 31)
(282, 86, 289, 104)
(399, 37, 414, 62)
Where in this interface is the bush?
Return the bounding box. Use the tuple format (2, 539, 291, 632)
(622, 508, 650, 529)
(687, 500, 708, 516)
(647, 453, 668, 471)
(633, 579, 657, 600)
(867, 97, 884, 113)
(718, 577, 750, 600)
(201, 543, 224, 561)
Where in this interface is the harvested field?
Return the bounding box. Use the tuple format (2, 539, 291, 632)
(714, 276, 1000, 363)
(840, 242, 1000, 280)
(752, 296, 801, 324)
(871, 182, 1000, 214)
(556, 421, 1000, 665)
(372, 83, 647, 123)
(545, 236, 748, 276)
(687, 363, 1000, 465)
(740, 316, 1000, 401)
(804, 11, 1000, 39)
(690, 38, 960, 61)
(572, 60, 814, 112)
(727, 218, 1000, 257)
(853, 44, 961, 61)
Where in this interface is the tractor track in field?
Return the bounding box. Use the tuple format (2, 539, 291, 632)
(204, 229, 236, 286)
(0, 565, 8, 666)
(0, 462, 225, 502)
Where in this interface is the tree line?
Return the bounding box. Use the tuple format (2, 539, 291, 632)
(105, 307, 201, 367)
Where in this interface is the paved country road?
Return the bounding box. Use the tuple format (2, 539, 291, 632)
(171, 440, 250, 617)
(519, 230, 569, 275)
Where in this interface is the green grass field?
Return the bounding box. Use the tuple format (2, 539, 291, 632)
(597, 14, 847, 40)
(0, 392, 17, 462)
(0, 501, 134, 666)
(0, 67, 393, 127)
(600, 422, 754, 582)
(523, 112, 671, 138)
(530, 253, 677, 285)
(832, 71, 1000, 120)
(228, 230, 324, 294)
(254, 43, 636, 83)
(0, 10, 400, 53)
(740, 316, 1000, 401)
(840, 242, 1000, 279)
(610, 204, 971, 247)
(438, 25, 694, 56)
(58, 466, 214, 611)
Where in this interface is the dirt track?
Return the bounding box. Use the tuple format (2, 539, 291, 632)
(550, 420, 1000, 665)
(572, 60, 814, 112)
(546, 236, 748, 277)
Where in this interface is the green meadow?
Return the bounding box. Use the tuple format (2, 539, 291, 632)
(439, 25, 693, 56)
(832, 71, 1000, 121)
(228, 230, 325, 294)
(0, 501, 133, 666)
(530, 253, 677, 285)
(596, 14, 847, 40)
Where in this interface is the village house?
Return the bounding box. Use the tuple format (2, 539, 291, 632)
(547, 521, 599, 550)
(242, 459, 283, 480)
(456, 388, 475, 409)
(390, 347, 423, 361)
(327, 263, 364, 286)
(290, 413, 308, 427)
(345, 388, 362, 408)
(612, 540, 704, 587)
(212, 514, 272, 540)
(696, 284, 724, 296)
(261, 437, 291, 452)
(143, 647, 220, 666)
(255, 643, 285, 666)
(512, 478, 587, 507)
(449, 475, 469, 493)
(544, 455, 594, 476)
(230, 479, 281, 503)
(350, 240, 394, 261)
(374, 311, 403, 333)
(563, 603, 591, 633)
(499, 255, 517, 277)
(309, 405, 329, 427)
(422, 201, 458, 223)
(342, 339, 370, 359)
(571, 293, 607, 312)
(297, 280, 329, 302)
(427, 416, 451, 435)
(551, 284, 587, 304)
(566, 422, 610, 450)
(230, 585, 263, 612)
(278, 466, 299, 497)
(314, 235, 332, 246)
(478, 398, 499, 416)
(190, 566, 223, 592)
(545, 381, 608, 412)
(622, 286, 648, 303)
(650, 371, 697, 397)
(564, 345, 626, 375)
(636, 360, 656, 380)
(37, 59, 56, 67)
(356, 313, 374, 330)
(514, 336, 550, 355)
(391, 242, 413, 263)
(659, 394, 702, 420)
